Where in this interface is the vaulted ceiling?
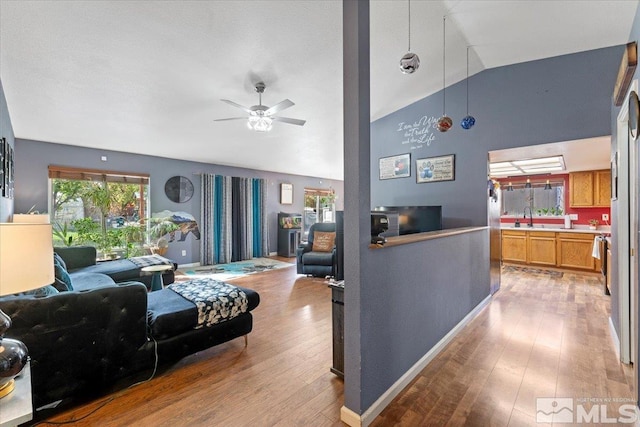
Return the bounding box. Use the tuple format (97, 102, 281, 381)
(0, 1, 637, 181)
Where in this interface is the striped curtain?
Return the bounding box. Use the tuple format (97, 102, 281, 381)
(201, 174, 268, 265)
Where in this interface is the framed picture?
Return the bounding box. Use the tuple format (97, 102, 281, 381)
(281, 183, 293, 204)
(416, 154, 455, 183)
(611, 152, 618, 201)
(379, 153, 411, 180)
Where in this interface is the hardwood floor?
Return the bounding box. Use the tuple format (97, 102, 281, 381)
(372, 267, 633, 427)
(37, 263, 631, 427)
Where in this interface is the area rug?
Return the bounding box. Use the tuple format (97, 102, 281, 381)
(176, 258, 294, 281)
(502, 265, 563, 278)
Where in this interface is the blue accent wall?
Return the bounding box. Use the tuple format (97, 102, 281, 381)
(356, 46, 622, 412)
(14, 138, 343, 264)
(0, 80, 15, 222)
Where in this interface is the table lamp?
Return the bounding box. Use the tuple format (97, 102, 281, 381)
(0, 223, 54, 398)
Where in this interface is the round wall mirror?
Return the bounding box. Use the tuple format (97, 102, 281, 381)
(164, 176, 194, 203)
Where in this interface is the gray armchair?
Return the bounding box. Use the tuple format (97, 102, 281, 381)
(296, 222, 336, 277)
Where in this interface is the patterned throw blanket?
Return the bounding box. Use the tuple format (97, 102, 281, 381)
(168, 278, 248, 328)
(129, 254, 174, 268)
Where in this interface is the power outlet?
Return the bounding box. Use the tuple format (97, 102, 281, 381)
(181, 250, 187, 256)
(602, 213, 609, 222)
(569, 214, 578, 220)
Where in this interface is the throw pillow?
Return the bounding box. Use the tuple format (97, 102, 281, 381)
(52, 263, 74, 292)
(18, 285, 59, 297)
(312, 231, 336, 252)
(53, 252, 67, 270)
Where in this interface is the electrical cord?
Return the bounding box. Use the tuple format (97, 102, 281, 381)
(30, 331, 159, 426)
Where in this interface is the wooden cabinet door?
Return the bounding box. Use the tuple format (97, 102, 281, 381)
(528, 232, 556, 266)
(570, 172, 594, 207)
(502, 231, 527, 263)
(594, 170, 611, 207)
(556, 232, 596, 270)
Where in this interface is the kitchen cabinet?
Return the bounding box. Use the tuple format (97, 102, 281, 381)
(528, 231, 556, 266)
(556, 232, 596, 270)
(501, 230, 527, 263)
(501, 230, 600, 272)
(569, 170, 611, 208)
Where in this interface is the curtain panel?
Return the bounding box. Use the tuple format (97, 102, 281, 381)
(200, 174, 268, 265)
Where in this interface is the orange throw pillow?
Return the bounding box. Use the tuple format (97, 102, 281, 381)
(312, 231, 336, 252)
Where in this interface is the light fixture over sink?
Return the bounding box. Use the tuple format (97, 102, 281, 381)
(489, 155, 566, 177)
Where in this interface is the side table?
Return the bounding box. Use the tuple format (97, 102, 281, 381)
(0, 361, 32, 427)
(141, 264, 174, 292)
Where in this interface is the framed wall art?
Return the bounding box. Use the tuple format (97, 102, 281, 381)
(416, 154, 455, 184)
(379, 153, 411, 180)
(281, 183, 293, 204)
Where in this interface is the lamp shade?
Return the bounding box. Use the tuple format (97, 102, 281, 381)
(0, 223, 54, 296)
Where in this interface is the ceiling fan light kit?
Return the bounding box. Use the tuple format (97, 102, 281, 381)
(215, 81, 305, 132)
(399, 0, 420, 74)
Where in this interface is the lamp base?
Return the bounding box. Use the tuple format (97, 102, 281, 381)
(0, 379, 15, 399)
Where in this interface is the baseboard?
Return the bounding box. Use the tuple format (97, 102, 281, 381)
(177, 262, 200, 269)
(609, 316, 621, 359)
(269, 251, 277, 257)
(341, 294, 492, 427)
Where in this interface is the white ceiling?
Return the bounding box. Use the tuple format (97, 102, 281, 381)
(0, 1, 637, 181)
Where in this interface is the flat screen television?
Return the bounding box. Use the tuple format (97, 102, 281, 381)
(373, 206, 442, 235)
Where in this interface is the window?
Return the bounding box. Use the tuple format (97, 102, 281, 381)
(502, 180, 565, 217)
(303, 188, 336, 238)
(49, 165, 149, 256)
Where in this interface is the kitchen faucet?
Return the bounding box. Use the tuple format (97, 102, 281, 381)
(523, 206, 534, 228)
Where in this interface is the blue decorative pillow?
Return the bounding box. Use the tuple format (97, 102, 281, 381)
(20, 285, 59, 297)
(52, 263, 74, 292)
(53, 252, 67, 270)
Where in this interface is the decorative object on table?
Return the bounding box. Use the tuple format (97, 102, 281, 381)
(280, 183, 293, 205)
(437, 15, 452, 132)
(214, 81, 306, 132)
(164, 175, 194, 203)
(0, 223, 54, 399)
(460, 46, 476, 130)
(589, 219, 599, 230)
(399, 0, 419, 74)
(416, 154, 455, 183)
(629, 91, 639, 140)
(613, 42, 637, 107)
(379, 153, 411, 180)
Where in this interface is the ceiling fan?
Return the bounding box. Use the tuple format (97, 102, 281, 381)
(214, 82, 306, 132)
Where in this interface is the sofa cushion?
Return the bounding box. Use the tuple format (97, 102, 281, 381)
(68, 272, 116, 291)
(53, 263, 74, 292)
(312, 231, 336, 252)
(147, 285, 260, 339)
(302, 251, 334, 266)
(15, 285, 59, 297)
(76, 259, 141, 282)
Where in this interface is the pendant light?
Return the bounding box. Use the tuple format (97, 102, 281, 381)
(525, 178, 532, 189)
(507, 182, 513, 191)
(544, 179, 552, 190)
(460, 46, 476, 130)
(437, 15, 452, 132)
(399, 0, 420, 74)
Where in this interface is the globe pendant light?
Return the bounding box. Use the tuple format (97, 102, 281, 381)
(460, 46, 476, 130)
(437, 15, 452, 132)
(399, 0, 420, 74)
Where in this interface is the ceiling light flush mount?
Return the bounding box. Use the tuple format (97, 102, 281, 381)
(461, 46, 476, 130)
(437, 15, 452, 132)
(399, 0, 420, 74)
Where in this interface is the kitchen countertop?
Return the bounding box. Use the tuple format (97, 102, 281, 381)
(501, 225, 610, 235)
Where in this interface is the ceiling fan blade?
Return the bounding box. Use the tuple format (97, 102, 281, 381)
(214, 117, 247, 122)
(265, 99, 294, 116)
(272, 116, 306, 126)
(220, 99, 252, 114)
